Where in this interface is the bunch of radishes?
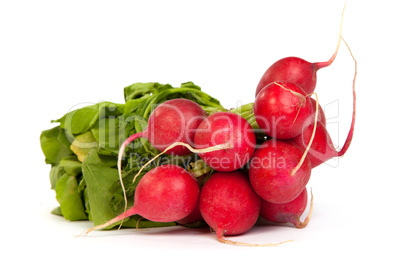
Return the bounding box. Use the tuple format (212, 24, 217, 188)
(83, 14, 356, 247)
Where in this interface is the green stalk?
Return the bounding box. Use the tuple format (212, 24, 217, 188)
(230, 102, 259, 129)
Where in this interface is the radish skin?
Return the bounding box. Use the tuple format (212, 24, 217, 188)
(260, 187, 313, 228)
(249, 139, 311, 204)
(254, 82, 313, 139)
(194, 112, 256, 172)
(199, 171, 261, 238)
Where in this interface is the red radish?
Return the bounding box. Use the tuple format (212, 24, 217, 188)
(253, 81, 313, 139)
(255, 6, 345, 96)
(119, 99, 206, 158)
(255, 56, 335, 96)
(260, 187, 313, 228)
(83, 165, 200, 235)
(199, 171, 262, 245)
(291, 37, 357, 168)
(249, 139, 311, 204)
(194, 112, 256, 172)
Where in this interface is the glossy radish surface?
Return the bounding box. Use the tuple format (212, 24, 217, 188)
(199, 171, 261, 243)
(255, 57, 336, 96)
(194, 112, 256, 172)
(254, 82, 313, 139)
(249, 139, 311, 204)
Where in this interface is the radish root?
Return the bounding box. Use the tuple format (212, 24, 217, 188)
(216, 232, 293, 247)
(316, 3, 345, 69)
(337, 36, 357, 157)
(80, 207, 137, 236)
(291, 93, 319, 176)
(135, 218, 148, 231)
(294, 188, 314, 228)
(274, 82, 306, 101)
(117, 132, 146, 231)
(273, 82, 307, 123)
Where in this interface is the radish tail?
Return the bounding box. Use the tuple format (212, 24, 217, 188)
(337, 36, 356, 157)
(294, 188, 314, 229)
(216, 231, 292, 247)
(315, 3, 345, 69)
(291, 93, 319, 176)
(80, 207, 137, 236)
(273, 82, 307, 124)
(117, 131, 147, 230)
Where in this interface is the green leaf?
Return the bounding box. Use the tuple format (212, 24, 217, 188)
(53, 101, 125, 135)
(98, 102, 125, 118)
(180, 81, 201, 90)
(120, 114, 156, 157)
(49, 165, 66, 190)
(122, 215, 176, 228)
(82, 149, 126, 228)
(59, 156, 82, 176)
(123, 99, 149, 116)
(124, 82, 172, 102)
(40, 126, 74, 165)
(230, 102, 259, 129)
(83, 187, 92, 221)
(55, 174, 88, 221)
(81, 149, 174, 229)
(78, 176, 86, 192)
(56, 105, 100, 135)
(96, 150, 119, 168)
(51, 206, 63, 216)
(91, 116, 121, 155)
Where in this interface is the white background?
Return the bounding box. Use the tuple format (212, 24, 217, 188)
(1, 0, 401, 267)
